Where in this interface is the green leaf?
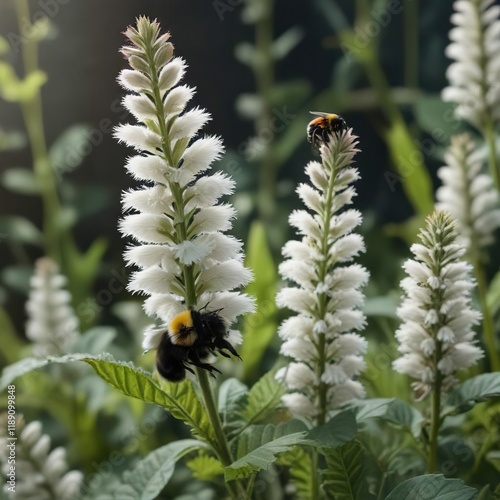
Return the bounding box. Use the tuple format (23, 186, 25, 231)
(322, 441, 370, 500)
(240, 371, 285, 426)
(83, 358, 216, 443)
(120, 440, 205, 500)
(384, 119, 434, 217)
(1, 69, 47, 102)
(242, 222, 277, 380)
(487, 269, 500, 316)
(350, 398, 424, 438)
(1, 265, 33, 294)
(0, 353, 90, 388)
(225, 420, 307, 481)
(282, 447, 315, 500)
(271, 26, 304, 60)
(306, 410, 357, 448)
(0, 216, 42, 245)
(445, 373, 500, 415)
(234, 42, 259, 68)
(1, 168, 40, 195)
(186, 454, 224, 481)
(1, 354, 215, 444)
(384, 474, 476, 500)
(486, 450, 500, 473)
(218, 377, 248, 432)
(49, 125, 94, 178)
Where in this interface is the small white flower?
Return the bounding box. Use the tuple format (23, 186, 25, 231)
(277, 129, 368, 423)
(25, 258, 79, 357)
(442, 0, 500, 127)
(436, 134, 500, 251)
(393, 211, 484, 400)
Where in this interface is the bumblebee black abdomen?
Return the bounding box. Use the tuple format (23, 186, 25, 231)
(155, 308, 240, 382)
(307, 112, 347, 147)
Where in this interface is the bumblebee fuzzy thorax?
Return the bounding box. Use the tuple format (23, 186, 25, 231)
(307, 111, 347, 147)
(168, 310, 197, 346)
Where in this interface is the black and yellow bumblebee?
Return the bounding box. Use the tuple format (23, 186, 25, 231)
(307, 111, 347, 147)
(156, 309, 240, 382)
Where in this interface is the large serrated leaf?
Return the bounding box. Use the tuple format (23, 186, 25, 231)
(84, 358, 216, 443)
(0, 353, 90, 388)
(186, 453, 224, 481)
(384, 474, 477, 500)
(282, 447, 315, 500)
(218, 377, 248, 432)
(349, 398, 424, 438)
(120, 439, 205, 500)
(306, 410, 357, 448)
(445, 373, 500, 415)
(1, 354, 215, 444)
(322, 441, 370, 500)
(240, 371, 285, 426)
(225, 420, 307, 481)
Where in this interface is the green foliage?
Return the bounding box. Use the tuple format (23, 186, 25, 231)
(186, 454, 224, 481)
(118, 440, 205, 500)
(225, 420, 307, 481)
(384, 120, 434, 217)
(384, 474, 477, 500)
(350, 398, 424, 438)
(322, 441, 371, 500)
(445, 373, 500, 415)
(242, 222, 277, 380)
(1, 167, 41, 195)
(0, 63, 47, 102)
(0, 216, 43, 245)
(306, 411, 358, 448)
(239, 371, 285, 426)
(281, 447, 315, 500)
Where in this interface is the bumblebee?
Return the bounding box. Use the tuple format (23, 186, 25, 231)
(307, 111, 347, 147)
(156, 309, 240, 382)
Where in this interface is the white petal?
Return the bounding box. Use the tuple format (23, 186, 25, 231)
(199, 260, 253, 292)
(170, 108, 211, 141)
(120, 214, 173, 243)
(114, 125, 162, 153)
(125, 154, 170, 184)
(118, 69, 151, 92)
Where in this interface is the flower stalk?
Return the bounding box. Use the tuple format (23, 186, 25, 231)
(393, 211, 484, 471)
(276, 128, 369, 425)
(116, 18, 253, 498)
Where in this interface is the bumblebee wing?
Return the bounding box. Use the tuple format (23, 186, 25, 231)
(309, 111, 330, 117)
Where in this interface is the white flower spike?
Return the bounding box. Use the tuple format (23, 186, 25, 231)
(393, 211, 483, 401)
(276, 127, 369, 423)
(115, 18, 253, 369)
(25, 257, 79, 358)
(436, 134, 500, 253)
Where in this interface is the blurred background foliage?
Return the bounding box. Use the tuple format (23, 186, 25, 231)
(0, 0, 499, 497)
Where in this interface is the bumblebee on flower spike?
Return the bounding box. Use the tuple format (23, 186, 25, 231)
(154, 309, 241, 382)
(307, 111, 348, 147)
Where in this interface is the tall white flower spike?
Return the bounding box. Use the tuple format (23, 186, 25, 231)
(276, 128, 369, 423)
(115, 18, 253, 363)
(393, 211, 483, 401)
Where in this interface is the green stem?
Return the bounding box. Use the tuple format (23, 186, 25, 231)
(196, 368, 244, 499)
(14, 0, 62, 262)
(483, 114, 500, 192)
(310, 449, 321, 500)
(428, 359, 442, 473)
(253, 1, 278, 223)
(315, 143, 339, 427)
(472, 255, 499, 371)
